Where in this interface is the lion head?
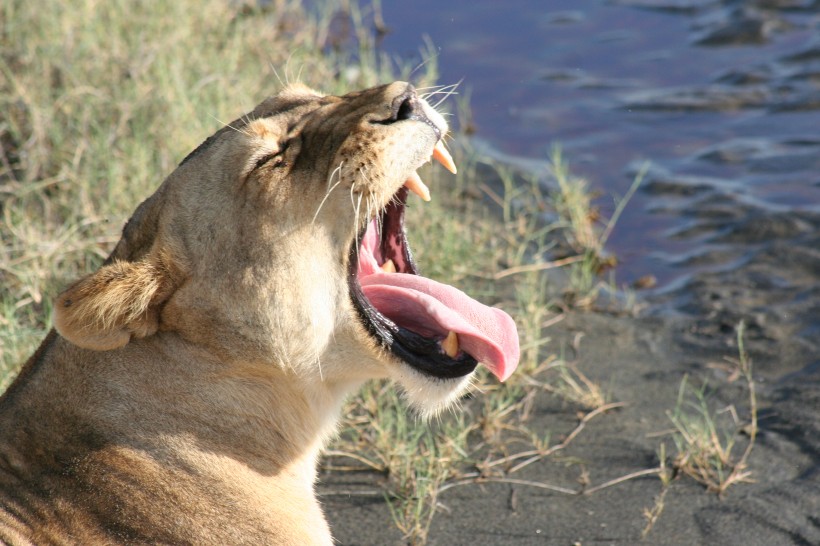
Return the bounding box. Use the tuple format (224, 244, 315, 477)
(52, 82, 520, 413)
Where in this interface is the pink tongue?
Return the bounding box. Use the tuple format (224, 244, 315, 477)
(358, 223, 520, 381)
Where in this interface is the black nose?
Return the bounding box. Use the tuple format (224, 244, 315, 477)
(395, 95, 418, 121)
(384, 89, 442, 140)
(386, 87, 420, 122)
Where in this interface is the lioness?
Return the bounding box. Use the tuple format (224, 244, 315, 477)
(0, 82, 519, 545)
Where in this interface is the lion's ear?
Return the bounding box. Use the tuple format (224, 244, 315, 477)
(54, 258, 175, 351)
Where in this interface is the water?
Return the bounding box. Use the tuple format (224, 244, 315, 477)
(378, 0, 820, 288)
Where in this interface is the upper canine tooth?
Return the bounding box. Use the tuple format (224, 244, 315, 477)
(442, 331, 459, 358)
(433, 141, 457, 174)
(380, 259, 397, 273)
(404, 171, 431, 202)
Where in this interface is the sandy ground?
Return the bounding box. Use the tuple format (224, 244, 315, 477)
(322, 312, 819, 545)
(320, 187, 820, 545)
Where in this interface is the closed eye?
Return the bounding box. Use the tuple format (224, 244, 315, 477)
(252, 142, 290, 171)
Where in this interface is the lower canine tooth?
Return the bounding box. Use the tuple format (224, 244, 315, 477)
(380, 259, 396, 273)
(442, 331, 459, 358)
(404, 171, 431, 202)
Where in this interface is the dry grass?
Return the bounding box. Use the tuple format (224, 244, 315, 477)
(641, 322, 758, 540)
(0, 0, 437, 389)
(665, 322, 757, 495)
(549, 146, 647, 307)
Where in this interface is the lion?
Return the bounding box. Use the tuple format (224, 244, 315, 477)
(0, 81, 519, 545)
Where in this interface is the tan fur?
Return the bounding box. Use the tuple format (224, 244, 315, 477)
(0, 82, 468, 545)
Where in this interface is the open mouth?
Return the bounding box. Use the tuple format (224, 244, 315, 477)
(348, 184, 520, 382)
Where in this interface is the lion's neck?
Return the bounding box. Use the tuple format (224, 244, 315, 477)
(9, 332, 358, 479)
(0, 332, 357, 544)
(115, 333, 359, 472)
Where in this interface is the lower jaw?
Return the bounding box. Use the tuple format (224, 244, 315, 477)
(348, 258, 478, 382)
(348, 283, 479, 381)
(387, 331, 478, 380)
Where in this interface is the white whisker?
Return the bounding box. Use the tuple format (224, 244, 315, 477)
(420, 82, 460, 100)
(312, 162, 344, 225)
(409, 50, 440, 79)
(418, 87, 447, 100)
(349, 180, 357, 210)
(430, 80, 462, 110)
(208, 114, 252, 138)
(420, 82, 459, 97)
(355, 192, 364, 228)
(284, 51, 295, 85)
(363, 193, 378, 243)
(312, 179, 343, 225)
(357, 167, 382, 238)
(328, 162, 343, 189)
(416, 84, 447, 92)
(433, 92, 458, 110)
(352, 184, 364, 268)
(269, 62, 285, 89)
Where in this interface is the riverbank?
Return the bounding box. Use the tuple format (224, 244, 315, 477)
(321, 146, 820, 545)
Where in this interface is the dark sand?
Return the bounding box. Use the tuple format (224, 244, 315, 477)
(320, 177, 820, 545)
(322, 314, 819, 545)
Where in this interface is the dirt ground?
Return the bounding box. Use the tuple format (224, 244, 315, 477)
(321, 195, 820, 545)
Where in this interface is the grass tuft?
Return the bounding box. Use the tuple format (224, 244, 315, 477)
(549, 146, 647, 307)
(662, 322, 757, 496)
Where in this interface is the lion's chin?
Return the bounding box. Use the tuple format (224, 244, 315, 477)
(390, 366, 474, 419)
